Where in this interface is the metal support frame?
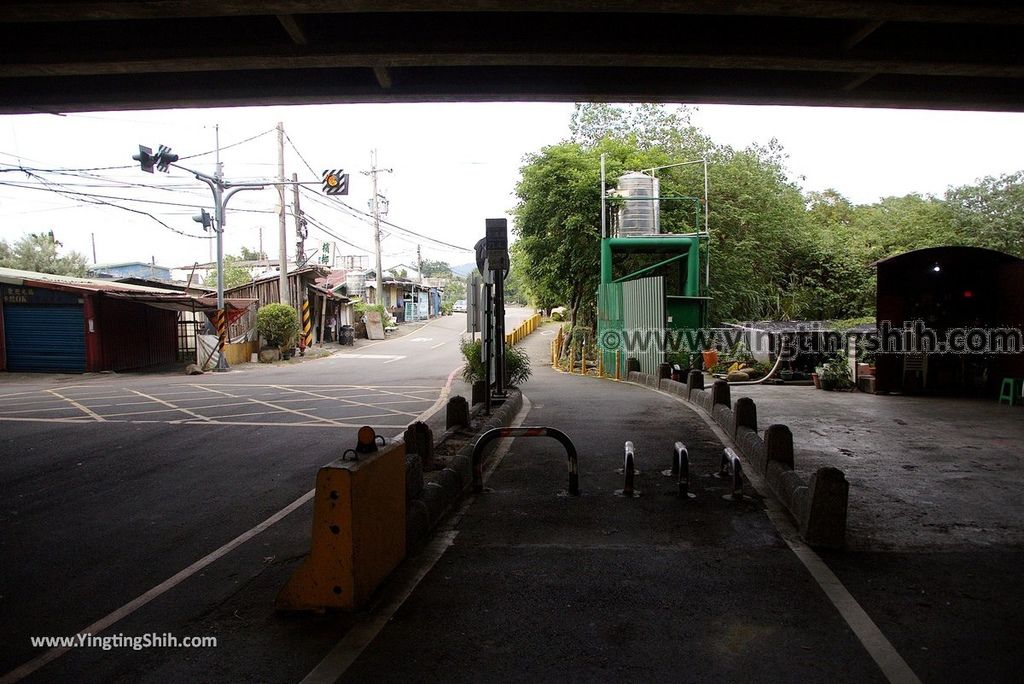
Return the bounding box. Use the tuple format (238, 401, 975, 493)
(718, 447, 744, 500)
(472, 427, 579, 496)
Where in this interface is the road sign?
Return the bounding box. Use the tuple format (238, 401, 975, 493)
(485, 218, 509, 270)
(322, 169, 350, 195)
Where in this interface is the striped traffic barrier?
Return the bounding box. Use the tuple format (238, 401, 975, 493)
(301, 299, 313, 349)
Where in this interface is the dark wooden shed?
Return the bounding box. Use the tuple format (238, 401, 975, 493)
(873, 246, 1024, 396)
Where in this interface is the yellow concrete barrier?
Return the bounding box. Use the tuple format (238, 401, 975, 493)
(276, 438, 406, 611)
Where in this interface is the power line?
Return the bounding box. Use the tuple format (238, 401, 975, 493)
(285, 134, 473, 253)
(6, 172, 213, 239)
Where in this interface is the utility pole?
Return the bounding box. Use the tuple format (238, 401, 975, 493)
(417, 244, 423, 283)
(277, 122, 289, 305)
(363, 149, 392, 305)
(292, 172, 306, 264)
(90, 233, 97, 264)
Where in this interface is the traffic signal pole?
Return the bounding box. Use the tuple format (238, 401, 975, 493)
(133, 141, 330, 371)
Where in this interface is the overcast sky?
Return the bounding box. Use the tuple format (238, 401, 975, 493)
(1, 102, 1022, 276)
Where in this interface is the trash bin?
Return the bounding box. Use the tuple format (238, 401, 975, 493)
(339, 325, 355, 346)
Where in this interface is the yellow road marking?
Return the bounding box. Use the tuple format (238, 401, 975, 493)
(127, 389, 210, 422)
(47, 389, 105, 422)
(271, 385, 420, 418)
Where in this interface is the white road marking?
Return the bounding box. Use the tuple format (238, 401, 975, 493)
(382, 355, 405, 364)
(326, 353, 405, 361)
(301, 391, 530, 683)
(0, 489, 317, 684)
(408, 337, 434, 342)
(652, 385, 922, 684)
(298, 532, 458, 684)
(430, 342, 445, 349)
(0, 365, 464, 682)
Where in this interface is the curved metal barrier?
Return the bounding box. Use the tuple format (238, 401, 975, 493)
(718, 447, 744, 499)
(472, 426, 580, 496)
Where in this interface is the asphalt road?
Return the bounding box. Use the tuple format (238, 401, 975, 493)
(0, 310, 530, 683)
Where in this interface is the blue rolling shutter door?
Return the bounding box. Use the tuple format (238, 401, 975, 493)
(4, 304, 86, 372)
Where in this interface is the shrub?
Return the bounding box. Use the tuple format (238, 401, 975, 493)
(353, 300, 395, 328)
(819, 354, 853, 391)
(256, 303, 300, 349)
(459, 337, 532, 386)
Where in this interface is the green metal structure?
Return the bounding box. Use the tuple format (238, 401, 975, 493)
(598, 195, 710, 377)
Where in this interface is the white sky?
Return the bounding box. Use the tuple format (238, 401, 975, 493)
(0, 102, 1022, 275)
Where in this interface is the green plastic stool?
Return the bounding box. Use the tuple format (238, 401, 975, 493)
(998, 377, 1023, 406)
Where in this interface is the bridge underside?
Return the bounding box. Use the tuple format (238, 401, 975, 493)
(1, 2, 1022, 114)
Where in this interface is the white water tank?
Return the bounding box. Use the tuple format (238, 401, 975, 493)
(616, 171, 660, 236)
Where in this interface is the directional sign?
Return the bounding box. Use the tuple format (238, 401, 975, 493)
(322, 169, 350, 195)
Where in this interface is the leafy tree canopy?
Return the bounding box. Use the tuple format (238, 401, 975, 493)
(514, 103, 1024, 325)
(0, 231, 88, 276)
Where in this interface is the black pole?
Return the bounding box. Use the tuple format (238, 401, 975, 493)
(483, 280, 491, 413)
(493, 269, 506, 397)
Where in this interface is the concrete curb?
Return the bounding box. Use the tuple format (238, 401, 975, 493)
(625, 372, 848, 549)
(404, 389, 524, 554)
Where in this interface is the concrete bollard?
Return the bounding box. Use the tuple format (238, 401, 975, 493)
(712, 379, 731, 407)
(764, 424, 794, 472)
(801, 467, 849, 549)
(404, 421, 435, 470)
(471, 380, 487, 406)
(733, 396, 757, 436)
(446, 395, 470, 430)
(406, 453, 424, 500)
(686, 369, 704, 391)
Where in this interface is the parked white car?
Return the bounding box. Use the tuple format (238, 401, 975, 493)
(453, 299, 468, 312)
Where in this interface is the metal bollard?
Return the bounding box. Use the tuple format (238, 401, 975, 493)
(619, 441, 637, 497)
(718, 447, 744, 500)
(675, 442, 695, 499)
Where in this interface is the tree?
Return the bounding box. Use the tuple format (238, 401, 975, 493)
(946, 170, 1024, 257)
(239, 246, 267, 261)
(420, 259, 454, 278)
(205, 255, 252, 289)
(0, 232, 88, 276)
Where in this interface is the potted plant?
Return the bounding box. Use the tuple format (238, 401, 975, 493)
(256, 303, 300, 361)
(819, 355, 853, 391)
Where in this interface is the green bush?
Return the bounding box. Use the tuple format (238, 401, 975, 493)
(819, 354, 853, 391)
(256, 303, 300, 349)
(353, 300, 395, 328)
(550, 310, 565, 322)
(459, 337, 532, 386)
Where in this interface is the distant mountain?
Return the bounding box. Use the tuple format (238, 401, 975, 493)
(451, 262, 477, 277)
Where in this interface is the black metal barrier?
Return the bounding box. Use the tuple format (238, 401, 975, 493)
(718, 447, 744, 499)
(472, 426, 580, 496)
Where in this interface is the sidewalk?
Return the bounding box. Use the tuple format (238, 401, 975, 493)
(338, 328, 886, 682)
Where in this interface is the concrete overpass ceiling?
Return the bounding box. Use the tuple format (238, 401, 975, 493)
(1, 2, 1021, 113)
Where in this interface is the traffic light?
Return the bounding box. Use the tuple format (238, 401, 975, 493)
(132, 143, 177, 173)
(155, 145, 178, 172)
(322, 169, 349, 195)
(133, 145, 155, 173)
(193, 208, 213, 231)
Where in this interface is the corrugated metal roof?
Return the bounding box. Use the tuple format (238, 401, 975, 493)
(0, 266, 182, 294)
